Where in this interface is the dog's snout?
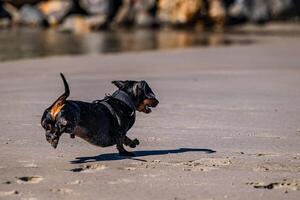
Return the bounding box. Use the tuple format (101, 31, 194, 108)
(45, 131, 60, 149)
(153, 99, 159, 107)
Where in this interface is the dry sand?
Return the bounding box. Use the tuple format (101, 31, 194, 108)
(0, 35, 300, 200)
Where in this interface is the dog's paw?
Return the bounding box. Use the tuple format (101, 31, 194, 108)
(119, 151, 135, 157)
(129, 139, 139, 148)
(133, 139, 139, 145)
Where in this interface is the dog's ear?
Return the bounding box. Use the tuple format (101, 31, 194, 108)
(112, 80, 126, 89)
(50, 100, 65, 120)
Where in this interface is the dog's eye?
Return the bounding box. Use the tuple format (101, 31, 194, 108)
(144, 89, 155, 99)
(146, 92, 155, 98)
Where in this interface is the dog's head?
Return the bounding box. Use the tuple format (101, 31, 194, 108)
(112, 80, 159, 113)
(41, 102, 79, 148)
(41, 110, 60, 148)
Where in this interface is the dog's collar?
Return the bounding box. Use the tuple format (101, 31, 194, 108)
(111, 90, 136, 112)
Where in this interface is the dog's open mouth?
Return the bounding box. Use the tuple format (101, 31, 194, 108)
(144, 101, 159, 113)
(139, 98, 159, 114)
(144, 104, 153, 113)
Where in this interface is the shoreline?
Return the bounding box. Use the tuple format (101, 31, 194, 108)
(0, 22, 300, 62)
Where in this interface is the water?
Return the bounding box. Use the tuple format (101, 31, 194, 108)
(0, 28, 255, 62)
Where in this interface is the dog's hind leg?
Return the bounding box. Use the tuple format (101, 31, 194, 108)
(124, 136, 139, 148)
(116, 138, 135, 157)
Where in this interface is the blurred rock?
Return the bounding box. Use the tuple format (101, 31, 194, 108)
(102, 0, 123, 28)
(38, 0, 72, 26)
(114, 0, 158, 28)
(228, 0, 294, 25)
(114, 0, 135, 27)
(158, 0, 203, 25)
(61, 0, 122, 29)
(251, 0, 270, 24)
(86, 15, 106, 29)
(8, 0, 41, 9)
(20, 4, 44, 26)
(134, 0, 158, 27)
(81, 0, 110, 15)
(4, 3, 21, 24)
(59, 0, 91, 31)
(208, 0, 226, 28)
(59, 15, 90, 33)
(0, 0, 299, 30)
(0, 2, 11, 28)
(63, 0, 89, 19)
(227, 0, 249, 24)
(268, 0, 293, 18)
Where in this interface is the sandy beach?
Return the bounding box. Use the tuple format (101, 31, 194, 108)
(0, 35, 300, 200)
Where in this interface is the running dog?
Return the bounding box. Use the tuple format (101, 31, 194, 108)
(41, 73, 159, 156)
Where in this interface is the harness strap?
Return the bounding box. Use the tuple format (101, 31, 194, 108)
(93, 91, 136, 135)
(98, 101, 122, 128)
(111, 90, 136, 112)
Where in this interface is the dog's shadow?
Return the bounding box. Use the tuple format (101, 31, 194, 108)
(70, 148, 216, 164)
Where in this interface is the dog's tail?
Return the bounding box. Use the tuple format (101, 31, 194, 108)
(48, 73, 70, 119)
(54, 73, 70, 103)
(59, 73, 70, 100)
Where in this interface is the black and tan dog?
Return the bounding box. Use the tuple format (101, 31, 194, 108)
(41, 73, 158, 156)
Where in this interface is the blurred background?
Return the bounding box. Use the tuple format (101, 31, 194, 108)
(0, 0, 300, 61)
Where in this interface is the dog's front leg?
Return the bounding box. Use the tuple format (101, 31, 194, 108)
(124, 136, 139, 148)
(116, 138, 135, 157)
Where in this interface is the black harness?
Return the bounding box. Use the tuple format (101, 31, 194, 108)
(93, 90, 136, 135)
(110, 90, 136, 112)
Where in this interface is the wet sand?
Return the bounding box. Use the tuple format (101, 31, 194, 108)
(0, 27, 256, 62)
(0, 35, 300, 200)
